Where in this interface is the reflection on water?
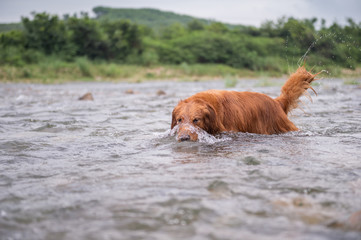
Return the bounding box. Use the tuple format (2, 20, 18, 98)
(0, 79, 360, 240)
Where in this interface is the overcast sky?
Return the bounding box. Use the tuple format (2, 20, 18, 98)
(0, 0, 360, 27)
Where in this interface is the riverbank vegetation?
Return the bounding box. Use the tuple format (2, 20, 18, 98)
(0, 8, 360, 82)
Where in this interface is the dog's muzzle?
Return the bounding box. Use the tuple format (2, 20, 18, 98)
(176, 124, 199, 141)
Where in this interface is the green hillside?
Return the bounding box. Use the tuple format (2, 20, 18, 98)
(0, 23, 23, 32)
(93, 6, 241, 30)
(0, 8, 360, 82)
(0, 7, 243, 32)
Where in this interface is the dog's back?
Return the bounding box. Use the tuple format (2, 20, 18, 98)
(191, 90, 298, 134)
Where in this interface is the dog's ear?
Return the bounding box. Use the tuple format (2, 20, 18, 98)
(171, 109, 177, 129)
(171, 103, 181, 129)
(204, 103, 224, 134)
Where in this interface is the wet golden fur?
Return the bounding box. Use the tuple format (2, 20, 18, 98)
(171, 67, 319, 141)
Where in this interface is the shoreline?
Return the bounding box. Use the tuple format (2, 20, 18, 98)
(0, 63, 360, 84)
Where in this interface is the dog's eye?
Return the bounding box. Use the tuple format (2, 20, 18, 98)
(193, 118, 199, 124)
(177, 118, 182, 123)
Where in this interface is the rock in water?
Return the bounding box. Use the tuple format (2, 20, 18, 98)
(78, 92, 94, 101)
(157, 90, 166, 96)
(348, 210, 361, 231)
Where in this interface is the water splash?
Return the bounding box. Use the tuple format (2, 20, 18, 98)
(285, 35, 292, 75)
(297, 39, 318, 67)
(319, 69, 329, 75)
(196, 129, 228, 144)
(295, 32, 331, 68)
(166, 124, 230, 144)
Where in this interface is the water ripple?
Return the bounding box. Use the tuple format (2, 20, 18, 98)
(0, 79, 360, 240)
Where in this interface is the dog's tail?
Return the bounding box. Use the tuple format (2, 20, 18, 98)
(276, 66, 320, 114)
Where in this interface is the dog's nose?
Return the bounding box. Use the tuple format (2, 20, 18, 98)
(179, 134, 191, 141)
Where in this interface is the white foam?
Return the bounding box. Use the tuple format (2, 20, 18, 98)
(161, 124, 231, 144)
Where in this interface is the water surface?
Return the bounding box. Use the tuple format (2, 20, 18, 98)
(0, 78, 360, 240)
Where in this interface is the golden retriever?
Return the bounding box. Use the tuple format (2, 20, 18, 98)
(171, 67, 319, 141)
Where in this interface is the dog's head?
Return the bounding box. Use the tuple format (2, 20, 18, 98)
(171, 99, 220, 141)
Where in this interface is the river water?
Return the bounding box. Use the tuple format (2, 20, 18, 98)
(0, 77, 360, 240)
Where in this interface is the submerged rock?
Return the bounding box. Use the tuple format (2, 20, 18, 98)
(348, 210, 361, 231)
(207, 180, 233, 197)
(157, 90, 166, 96)
(78, 92, 94, 101)
(272, 196, 334, 225)
(242, 156, 261, 165)
(292, 197, 313, 208)
(327, 210, 361, 232)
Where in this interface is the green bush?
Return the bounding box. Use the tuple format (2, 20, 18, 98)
(0, 11, 360, 75)
(75, 57, 93, 78)
(22, 49, 45, 64)
(140, 49, 159, 66)
(0, 46, 25, 66)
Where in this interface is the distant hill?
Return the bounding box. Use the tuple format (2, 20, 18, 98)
(0, 23, 23, 33)
(93, 6, 243, 30)
(0, 7, 245, 33)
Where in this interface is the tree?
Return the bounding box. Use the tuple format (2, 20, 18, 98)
(161, 23, 186, 40)
(187, 20, 205, 31)
(101, 20, 143, 61)
(208, 22, 228, 34)
(22, 12, 68, 54)
(67, 15, 109, 59)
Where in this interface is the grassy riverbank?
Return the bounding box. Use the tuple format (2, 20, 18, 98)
(1, 58, 359, 84)
(1, 11, 360, 84)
